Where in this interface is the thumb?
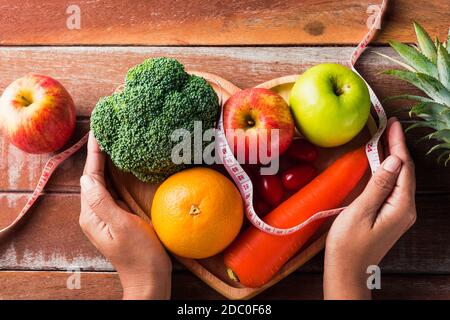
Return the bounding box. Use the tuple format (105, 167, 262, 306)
(80, 174, 124, 225)
(355, 155, 402, 213)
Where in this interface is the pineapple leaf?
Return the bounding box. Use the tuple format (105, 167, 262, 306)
(416, 73, 450, 107)
(407, 102, 450, 134)
(373, 52, 416, 72)
(418, 129, 450, 144)
(388, 40, 438, 78)
(414, 21, 437, 63)
(384, 70, 450, 106)
(409, 102, 447, 119)
(383, 24, 450, 168)
(383, 69, 419, 81)
(437, 43, 450, 91)
(427, 143, 450, 155)
(435, 37, 441, 50)
(415, 130, 450, 144)
(447, 27, 450, 54)
(405, 121, 439, 132)
(382, 94, 434, 103)
(430, 129, 450, 143)
(437, 151, 450, 166)
(417, 131, 439, 143)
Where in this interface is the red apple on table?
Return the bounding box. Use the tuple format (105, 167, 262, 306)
(0, 74, 76, 154)
(223, 88, 294, 165)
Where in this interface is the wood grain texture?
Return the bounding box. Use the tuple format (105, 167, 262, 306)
(0, 194, 113, 271)
(0, 121, 89, 192)
(0, 42, 449, 298)
(0, 46, 432, 117)
(1, 271, 449, 300)
(0, 193, 449, 274)
(0, 271, 122, 300)
(0, 47, 449, 192)
(0, 0, 447, 45)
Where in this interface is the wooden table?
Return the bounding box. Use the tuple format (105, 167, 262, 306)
(0, 0, 449, 300)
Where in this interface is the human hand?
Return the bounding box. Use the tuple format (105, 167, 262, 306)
(79, 132, 172, 300)
(324, 118, 416, 299)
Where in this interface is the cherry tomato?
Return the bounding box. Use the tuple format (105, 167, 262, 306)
(287, 139, 319, 162)
(279, 154, 297, 172)
(281, 163, 317, 190)
(255, 174, 284, 207)
(253, 198, 272, 217)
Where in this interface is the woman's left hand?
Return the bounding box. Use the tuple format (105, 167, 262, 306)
(79, 132, 172, 300)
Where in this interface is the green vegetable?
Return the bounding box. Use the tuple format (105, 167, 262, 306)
(91, 57, 220, 183)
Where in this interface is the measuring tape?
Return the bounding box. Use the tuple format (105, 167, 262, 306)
(0, 133, 89, 237)
(215, 0, 389, 235)
(0, 0, 388, 238)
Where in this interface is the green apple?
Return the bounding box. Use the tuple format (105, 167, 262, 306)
(289, 63, 370, 147)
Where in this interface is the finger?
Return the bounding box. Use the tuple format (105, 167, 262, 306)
(371, 166, 417, 238)
(80, 174, 125, 226)
(382, 117, 398, 158)
(79, 204, 109, 242)
(387, 120, 412, 165)
(387, 116, 398, 128)
(353, 155, 402, 217)
(116, 200, 130, 211)
(386, 119, 416, 195)
(83, 131, 106, 185)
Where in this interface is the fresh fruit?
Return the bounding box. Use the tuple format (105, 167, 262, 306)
(253, 199, 272, 217)
(279, 153, 298, 171)
(223, 88, 295, 163)
(289, 63, 371, 148)
(254, 174, 284, 207)
(0, 74, 76, 154)
(151, 167, 243, 259)
(281, 163, 317, 190)
(224, 147, 368, 288)
(380, 22, 450, 165)
(286, 138, 319, 162)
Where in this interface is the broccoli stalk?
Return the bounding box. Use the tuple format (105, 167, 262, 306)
(90, 57, 219, 183)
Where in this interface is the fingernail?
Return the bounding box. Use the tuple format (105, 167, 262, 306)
(383, 156, 401, 173)
(80, 175, 95, 190)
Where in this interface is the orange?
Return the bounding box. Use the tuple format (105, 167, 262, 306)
(151, 167, 244, 259)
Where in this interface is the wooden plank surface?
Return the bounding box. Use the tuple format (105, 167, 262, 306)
(0, 5, 449, 299)
(1, 271, 449, 300)
(0, 121, 89, 192)
(0, 46, 449, 284)
(1, 193, 449, 273)
(0, 0, 447, 45)
(0, 194, 113, 271)
(0, 46, 431, 118)
(0, 47, 449, 192)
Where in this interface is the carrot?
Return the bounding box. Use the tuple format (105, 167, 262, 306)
(224, 147, 368, 288)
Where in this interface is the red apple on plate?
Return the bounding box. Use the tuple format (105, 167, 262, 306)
(223, 88, 294, 165)
(0, 74, 76, 154)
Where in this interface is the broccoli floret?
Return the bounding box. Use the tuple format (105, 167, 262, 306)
(91, 57, 219, 183)
(125, 57, 188, 94)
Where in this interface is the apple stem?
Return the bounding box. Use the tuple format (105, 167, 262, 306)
(21, 95, 32, 107)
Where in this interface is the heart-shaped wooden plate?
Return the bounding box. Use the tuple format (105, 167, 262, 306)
(107, 71, 377, 300)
